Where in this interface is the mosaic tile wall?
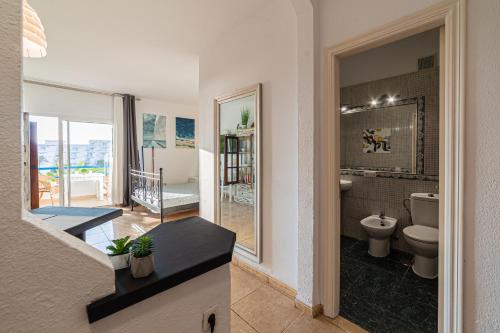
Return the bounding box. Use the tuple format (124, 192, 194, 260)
(340, 68, 439, 252)
(341, 174, 438, 252)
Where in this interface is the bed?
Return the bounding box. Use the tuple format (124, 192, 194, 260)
(129, 169, 199, 223)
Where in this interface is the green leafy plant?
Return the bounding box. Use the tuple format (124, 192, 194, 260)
(106, 236, 133, 256)
(131, 235, 154, 258)
(240, 107, 250, 127)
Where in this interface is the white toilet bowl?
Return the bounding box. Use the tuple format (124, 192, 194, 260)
(360, 215, 397, 257)
(403, 225, 439, 279)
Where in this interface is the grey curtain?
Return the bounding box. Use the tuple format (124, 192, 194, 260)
(122, 94, 139, 206)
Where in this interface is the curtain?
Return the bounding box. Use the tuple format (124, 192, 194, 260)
(122, 94, 140, 206)
(112, 96, 124, 205)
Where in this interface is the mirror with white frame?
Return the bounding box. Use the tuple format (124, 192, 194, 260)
(214, 84, 261, 262)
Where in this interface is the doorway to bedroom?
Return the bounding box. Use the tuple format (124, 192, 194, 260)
(29, 115, 113, 208)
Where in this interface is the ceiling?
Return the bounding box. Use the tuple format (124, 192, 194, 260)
(24, 0, 267, 103)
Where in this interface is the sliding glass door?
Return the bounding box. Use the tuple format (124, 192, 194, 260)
(64, 121, 113, 207)
(29, 115, 113, 207)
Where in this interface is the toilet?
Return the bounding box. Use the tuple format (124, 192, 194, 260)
(403, 193, 439, 279)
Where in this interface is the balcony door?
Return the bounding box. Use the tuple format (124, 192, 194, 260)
(63, 121, 113, 207)
(29, 115, 113, 208)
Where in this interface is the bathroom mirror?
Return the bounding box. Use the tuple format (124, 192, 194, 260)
(340, 97, 425, 174)
(214, 84, 261, 262)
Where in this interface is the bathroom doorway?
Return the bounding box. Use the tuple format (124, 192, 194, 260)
(320, 2, 465, 332)
(337, 28, 441, 331)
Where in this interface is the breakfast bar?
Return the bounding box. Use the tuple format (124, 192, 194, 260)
(87, 216, 236, 323)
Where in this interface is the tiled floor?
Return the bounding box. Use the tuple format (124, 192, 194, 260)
(231, 265, 357, 333)
(340, 236, 438, 332)
(221, 197, 255, 250)
(84, 205, 198, 252)
(87, 205, 367, 333)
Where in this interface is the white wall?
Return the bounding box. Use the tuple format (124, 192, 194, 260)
(198, 0, 299, 289)
(464, 0, 500, 331)
(23, 83, 113, 124)
(135, 98, 198, 184)
(340, 28, 440, 87)
(318, 0, 500, 330)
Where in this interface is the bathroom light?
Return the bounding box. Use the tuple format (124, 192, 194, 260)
(23, 0, 47, 58)
(341, 105, 349, 112)
(387, 96, 396, 104)
(370, 99, 378, 107)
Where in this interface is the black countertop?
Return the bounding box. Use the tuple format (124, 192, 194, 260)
(87, 216, 236, 323)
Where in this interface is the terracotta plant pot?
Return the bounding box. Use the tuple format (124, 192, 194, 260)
(108, 253, 130, 270)
(130, 254, 154, 278)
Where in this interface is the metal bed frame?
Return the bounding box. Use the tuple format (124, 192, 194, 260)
(129, 168, 165, 223)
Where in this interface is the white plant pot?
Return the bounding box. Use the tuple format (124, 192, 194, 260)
(108, 253, 129, 270)
(130, 254, 154, 278)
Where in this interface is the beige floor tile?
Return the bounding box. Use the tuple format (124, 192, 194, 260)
(232, 285, 303, 333)
(284, 314, 345, 333)
(221, 198, 255, 251)
(87, 206, 198, 252)
(231, 310, 258, 333)
(231, 266, 263, 304)
(325, 316, 369, 333)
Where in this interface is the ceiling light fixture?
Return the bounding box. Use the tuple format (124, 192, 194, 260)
(23, 0, 47, 58)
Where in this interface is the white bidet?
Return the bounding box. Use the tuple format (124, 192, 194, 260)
(360, 214, 398, 257)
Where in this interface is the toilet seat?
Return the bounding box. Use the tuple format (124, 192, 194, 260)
(403, 225, 438, 244)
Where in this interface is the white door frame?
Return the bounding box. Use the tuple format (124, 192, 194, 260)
(320, 1, 465, 332)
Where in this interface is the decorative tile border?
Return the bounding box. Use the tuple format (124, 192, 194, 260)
(340, 168, 439, 181)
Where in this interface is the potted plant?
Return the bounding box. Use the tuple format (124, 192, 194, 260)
(106, 236, 133, 270)
(130, 235, 154, 278)
(240, 107, 250, 129)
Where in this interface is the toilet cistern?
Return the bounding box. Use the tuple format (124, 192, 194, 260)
(360, 215, 397, 257)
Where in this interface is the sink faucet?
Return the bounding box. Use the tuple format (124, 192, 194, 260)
(379, 211, 385, 219)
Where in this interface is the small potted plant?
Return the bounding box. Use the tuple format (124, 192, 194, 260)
(240, 107, 250, 129)
(130, 235, 154, 278)
(106, 236, 133, 270)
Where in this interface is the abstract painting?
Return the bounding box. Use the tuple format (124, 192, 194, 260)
(175, 117, 195, 148)
(143, 113, 166, 148)
(363, 128, 391, 153)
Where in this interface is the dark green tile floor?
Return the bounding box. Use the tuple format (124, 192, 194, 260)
(340, 236, 438, 333)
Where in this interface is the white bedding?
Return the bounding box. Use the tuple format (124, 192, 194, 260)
(161, 182, 200, 208)
(132, 182, 199, 213)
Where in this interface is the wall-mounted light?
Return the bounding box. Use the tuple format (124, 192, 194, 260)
(23, 0, 47, 58)
(341, 105, 349, 112)
(387, 96, 396, 104)
(370, 99, 378, 107)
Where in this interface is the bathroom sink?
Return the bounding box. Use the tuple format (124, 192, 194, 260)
(340, 179, 352, 191)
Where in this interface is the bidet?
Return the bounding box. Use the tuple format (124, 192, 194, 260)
(360, 215, 397, 257)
